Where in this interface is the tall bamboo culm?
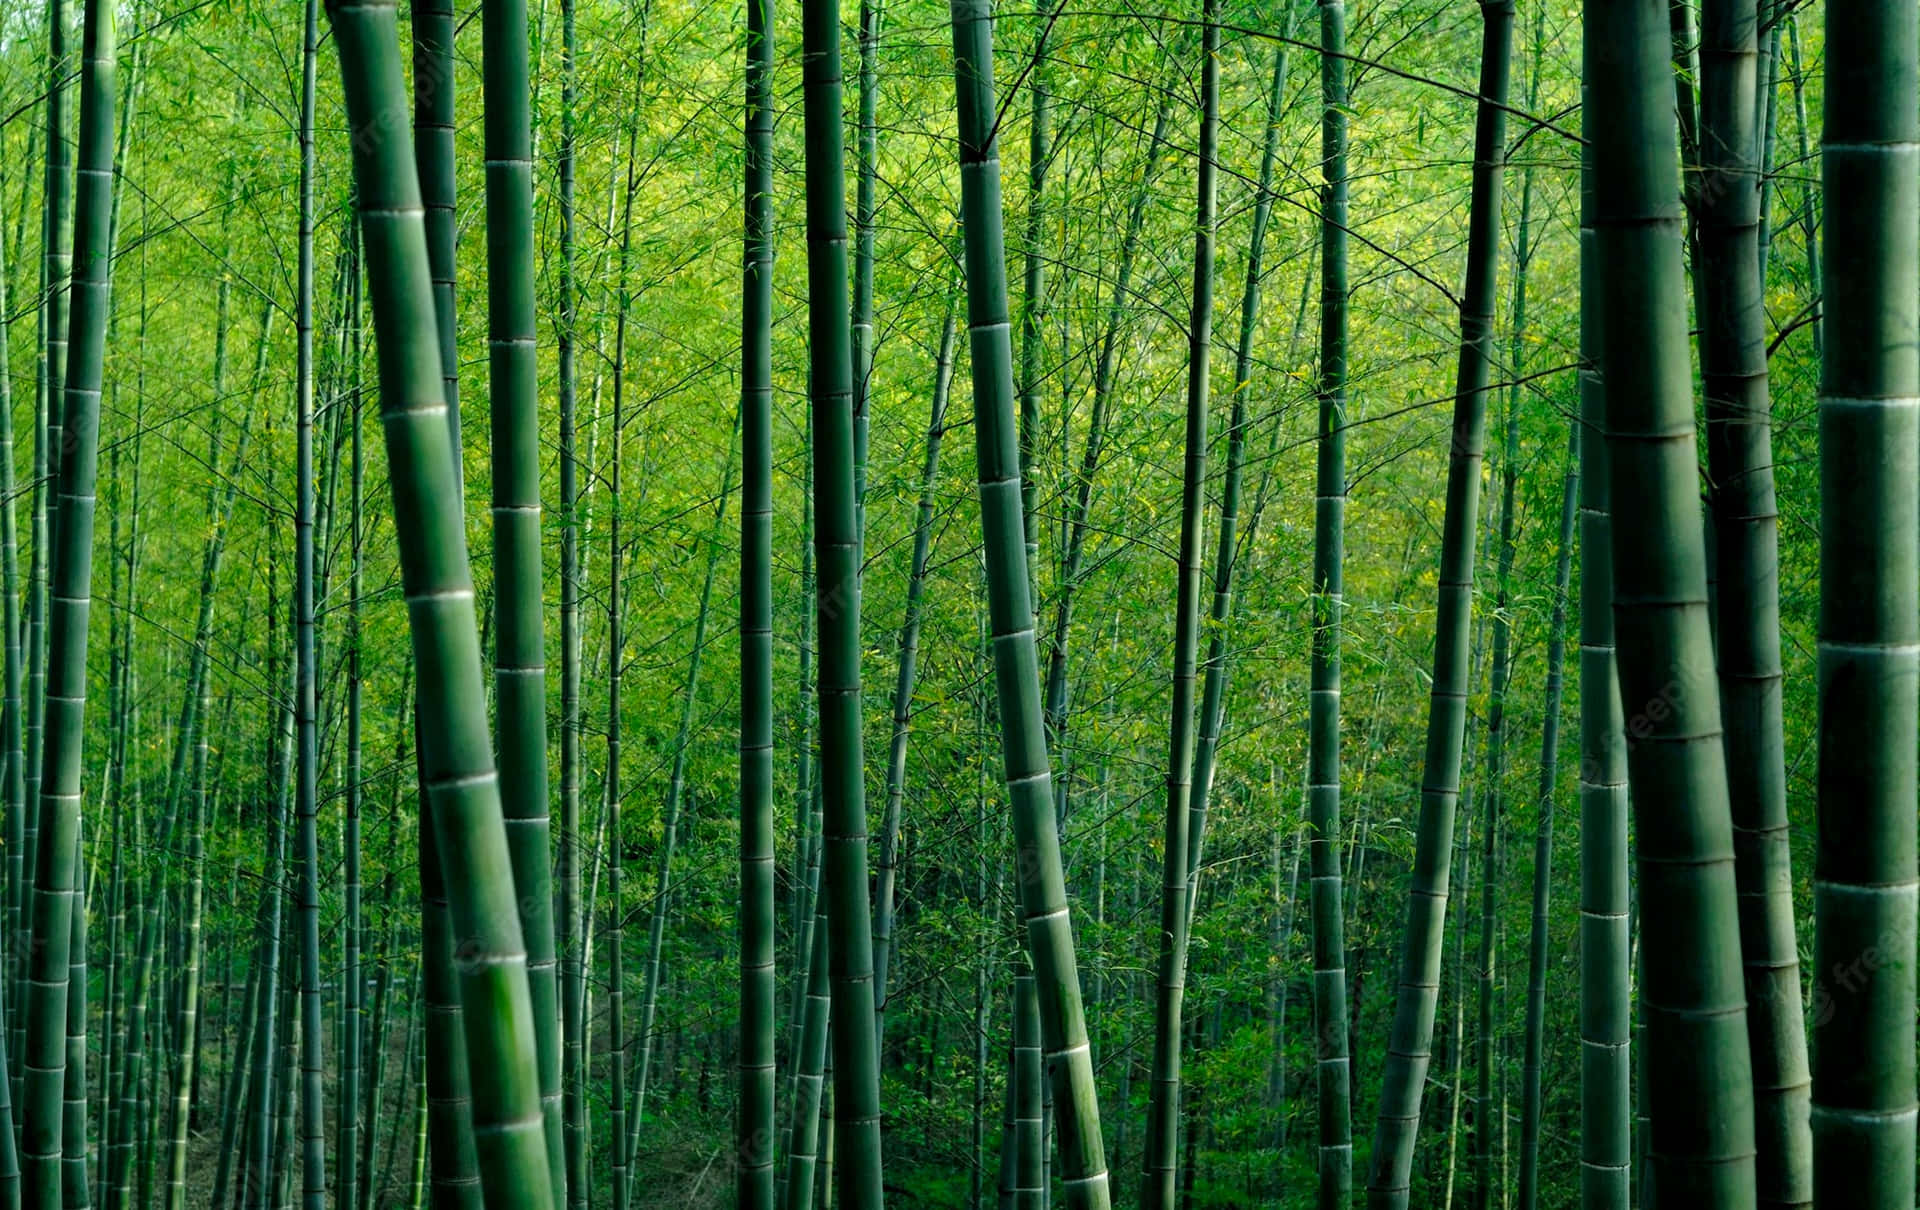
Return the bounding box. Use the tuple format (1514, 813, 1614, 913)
(737, 0, 777, 1202)
(1589, 0, 1757, 1198)
(948, 3, 1110, 1206)
(1140, 2, 1218, 1202)
(1366, 0, 1512, 1199)
(1810, 0, 1919, 1203)
(800, 0, 885, 1204)
(19, 0, 115, 1202)
(482, 0, 563, 1188)
(1307, 0, 1353, 1201)
(323, 0, 554, 1200)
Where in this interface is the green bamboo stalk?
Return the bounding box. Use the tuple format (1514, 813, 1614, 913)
(1509, 18, 1572, 1193)
(1750, 0, 1779, 284)
(1307, 3, 1353, 1192)
(1009, 975, 1042, 1210)
(801, 0, 885, 1203)
(1183, 6, 1296, 912)
(555, 0, 586, 1195)
(1141, 4, 1218, 1202)
(240, 648, 292, 1210)
(326, 0, 553, 1198)
(1366, 0, 1512, 1201)
(482, 0, 562, 1185)
(1810, 0, 1919, 1201)
(400, 0, 482, 1197)
(872, 286, 958, 1036)
(0, 176, 24, 1101)
(606, 434, 627, 1210)
(1015, 0, 1049, 585)
(19, 0, 114, 1200)
(738, 0, 777, 1199)
(603, 50, 656, 1193)
(22, 0, 75, 1017)
(418, 792, 483, 1210)
(411, 0, 461, 486)
(783, 889, 830, 1210)
(849, 0, 881, 537)
(1697, 0, 1811, 1197)
(410, 1035, 429, 1210)
(948, 4, 1109, 1206)
(1590, 0, 1758, 1196)
(59, 840, 87, 1210)
(161, 629, 211, 1210)
(1514, 423, 1576, 1210)
(14, 0, 70, 1118)
(339, 221, 366, 1210)
(294, 6, 329, 1207)
(1575, 48, 1629, 1210)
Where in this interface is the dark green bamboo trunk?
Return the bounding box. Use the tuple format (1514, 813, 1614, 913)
(949, 4, 1110, 1205)
(1697, 0, 1812, 1197)
(20, 0, 114, 1201)
(294, 6, 329, 1206)
(21, 0, 75, 1027)
(783, 890, 830, 1210)
(482, 0, 562, 1186)
(1308, 2, 1354, 1201)
(1589, 0, 1757, 1197)
(339, 223, 367, 1210)
(801, 0, 885, 1203)
(1141, 5, 1218, 1203)
(1810, 0, 1918, 1203)
(1366, 0, 1511, 1201)
(1575, 49, 1630, 1210)
(737, 0, 777, 1205)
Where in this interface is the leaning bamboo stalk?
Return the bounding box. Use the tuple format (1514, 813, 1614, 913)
(325, 0, 554, 1197)
(948, 4, 1110, 1205)
(1366, 0, 1514, 1200)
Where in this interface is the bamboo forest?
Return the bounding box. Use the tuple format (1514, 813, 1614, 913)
(0, 0, 1909, 1202)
